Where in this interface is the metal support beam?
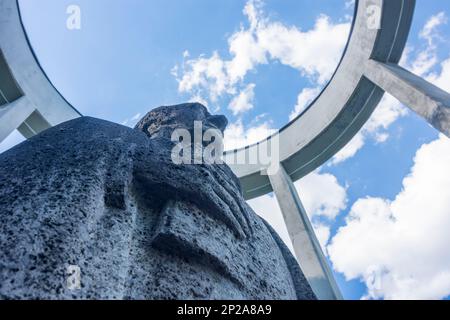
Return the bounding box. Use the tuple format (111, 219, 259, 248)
(268, 165, 342, 300)
(365, 59, 450, 137)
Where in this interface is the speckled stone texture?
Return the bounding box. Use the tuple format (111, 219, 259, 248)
(0, 104, 316, 300)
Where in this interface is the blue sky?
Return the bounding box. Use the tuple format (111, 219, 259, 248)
(3, 0, 450, 300)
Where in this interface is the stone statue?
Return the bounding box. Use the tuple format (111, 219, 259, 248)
(0, 103, 316, 300)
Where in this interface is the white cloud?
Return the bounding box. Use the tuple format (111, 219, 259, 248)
(331, 94, 409, 164)
(226, 27, 267, 85)
(328, 135, 450, 299)
(188, 94, 209, 108)
(420, 12, 447, 45)
(330, 13, 447, 165)
(249, 168, 347, 255)
(228, 83, 256, 115)
(248, 193, 295, 253)
(345, 0, 355, 10)
(409, 12, 447, 76)
(176, 51, 230, 103)
(224, 119, 275, 150)
(331, 131, 365, 165)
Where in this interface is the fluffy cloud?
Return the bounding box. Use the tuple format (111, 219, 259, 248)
(255, 13, 350, 85)
(420, 12, 447, 42)
(121, 112, 142, 127)
(314, 223, 332, 252)
(173, 0, 351, 115)
(331, 12, 447, 164)
(331, 94, 408, 165)
(327, 14, 450, 297)
(248, 194, 295, 253)
(289, 87, 321, 120)
(411, 12, 447, 76)
(175, 51, 231, 103)
(0, 130, 25, 154)
(328, 135, 450, 299)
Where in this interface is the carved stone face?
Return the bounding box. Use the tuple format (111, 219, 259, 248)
(134, 103, 228, 140)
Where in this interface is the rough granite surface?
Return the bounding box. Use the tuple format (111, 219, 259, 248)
(0, 103, 316, 300)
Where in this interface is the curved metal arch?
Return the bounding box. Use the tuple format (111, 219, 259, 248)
(224, 0, 416, 200)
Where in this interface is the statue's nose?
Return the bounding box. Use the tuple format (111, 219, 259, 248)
(208, 115, 228, 132)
